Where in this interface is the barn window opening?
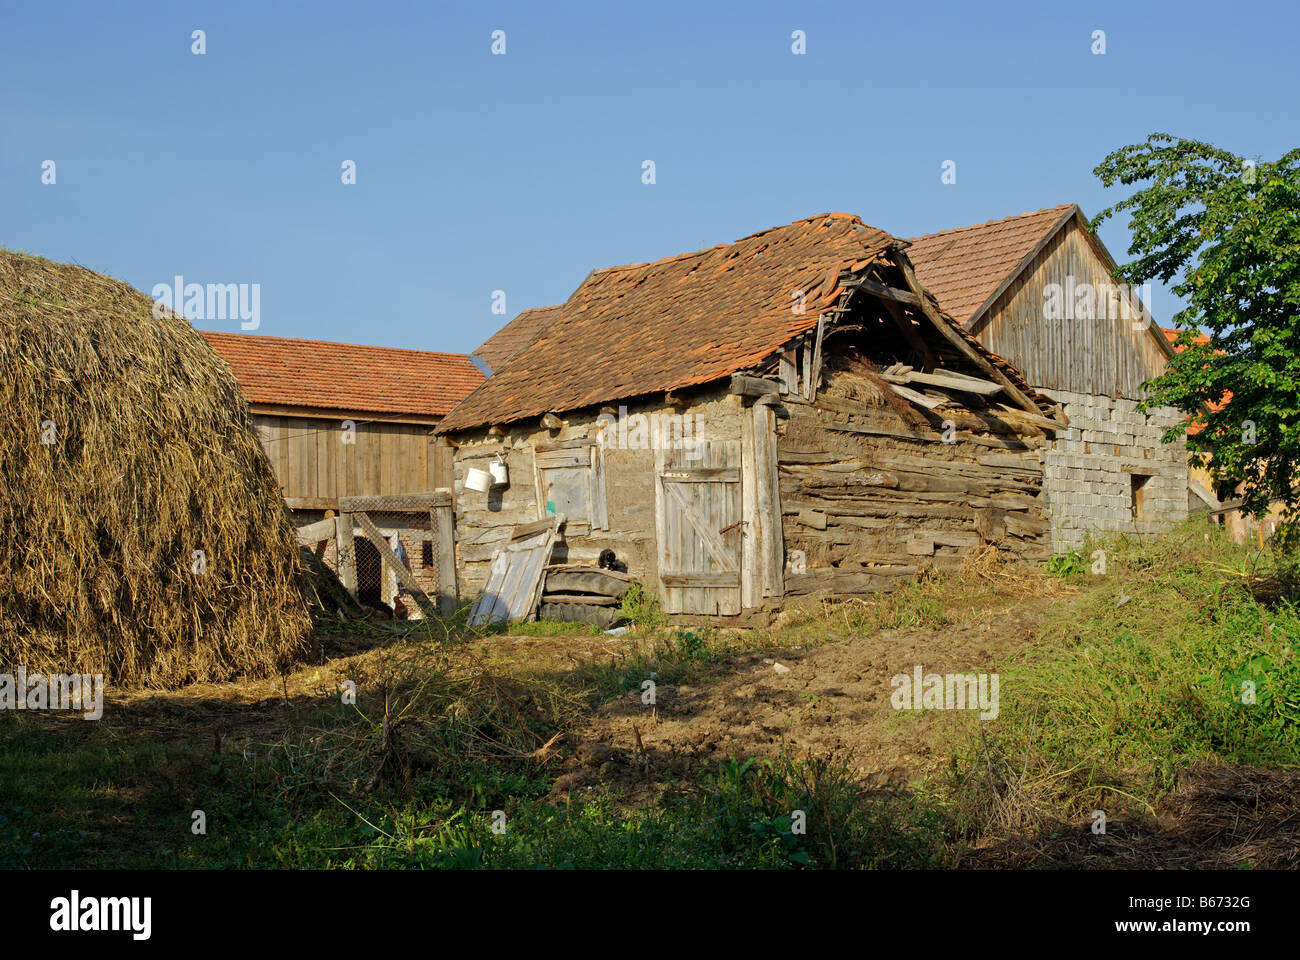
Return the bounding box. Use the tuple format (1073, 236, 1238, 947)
(541, 466, 591, 522)
(1130, 474, 1151, 521)
(422, 540, 433, 568)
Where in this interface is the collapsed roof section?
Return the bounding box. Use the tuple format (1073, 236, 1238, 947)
(438, 213, 1059, 434)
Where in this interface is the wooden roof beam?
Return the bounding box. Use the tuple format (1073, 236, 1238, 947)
(889, 251, 1046, 419)
(849, 275, 921, 307)
(729, 374, 780, 398)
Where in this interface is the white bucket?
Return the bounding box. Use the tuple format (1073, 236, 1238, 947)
(465, 467, 492, 492)
(489, 458, 509, 484)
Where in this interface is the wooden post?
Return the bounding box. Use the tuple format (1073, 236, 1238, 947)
(809, 316, 825, 401)
(431, 490, 459, 617)
(740, 399, 759, 610)
(752, 398, 784, 598)
(336, 513, 357, 598)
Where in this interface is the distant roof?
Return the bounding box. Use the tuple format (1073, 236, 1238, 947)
(1162, 327, 1211, 348)
(474, 305, 562, 372)
(202, 331, 485, 418)
(439, 212, 1050, 433)
(906, 204, 1077, 326)
(1162, 328, 1225, 424)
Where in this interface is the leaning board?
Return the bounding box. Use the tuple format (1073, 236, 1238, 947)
(468, 516, 561, 626)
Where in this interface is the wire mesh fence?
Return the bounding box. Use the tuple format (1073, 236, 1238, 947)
(331, 509, 440, 619)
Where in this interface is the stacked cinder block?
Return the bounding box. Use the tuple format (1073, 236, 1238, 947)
(1041, 389, 1188, 552)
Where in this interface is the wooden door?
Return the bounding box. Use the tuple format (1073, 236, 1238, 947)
(655, 440, 743, 615)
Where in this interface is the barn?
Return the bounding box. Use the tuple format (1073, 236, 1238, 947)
(202, 332, 482, 612)
(906, 204, 1205, 551)
(437, 213, 1065, 618)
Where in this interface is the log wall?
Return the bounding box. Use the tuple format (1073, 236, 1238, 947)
(777, 373, 1051, 596)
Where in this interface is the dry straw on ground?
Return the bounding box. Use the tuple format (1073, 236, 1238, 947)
(0, 251, 311, 687)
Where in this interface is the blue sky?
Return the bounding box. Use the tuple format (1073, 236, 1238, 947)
(3, 0, 1296, 354)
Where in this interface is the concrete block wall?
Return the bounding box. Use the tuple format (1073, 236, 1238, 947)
(1040, 389, 1188, 552)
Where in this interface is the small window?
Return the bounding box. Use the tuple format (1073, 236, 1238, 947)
(1130, 474, 1151, 521)
(541, 466, 591, 522)
(421, 540, 433, 568)
(533, 440, 608, 532)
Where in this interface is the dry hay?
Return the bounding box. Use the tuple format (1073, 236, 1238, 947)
(966, 763, 1300, 869)
(0, 251, 312, 687)
(822, 351, 928, 427)
(265, 646, 573, 800)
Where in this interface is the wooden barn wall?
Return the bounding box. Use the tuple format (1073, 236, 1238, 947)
(450, 388, 744, 597)
(968, 221, 1190, 550)
(974, 223, 1170, 400)
(251, 413, 447, 502)
(777, 377, 1052, 597)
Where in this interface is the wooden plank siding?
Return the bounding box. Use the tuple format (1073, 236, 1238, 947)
(970, 222, 1169, 401)
(655, 439, 743, 616)
(250, 413, 442, 502)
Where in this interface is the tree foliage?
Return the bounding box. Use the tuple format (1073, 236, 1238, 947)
(1092, 134, 1300, 519)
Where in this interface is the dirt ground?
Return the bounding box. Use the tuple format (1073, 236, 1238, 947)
(52, 577, 1299, 870)
(548, 599, 1048, 801)
(77, 577, 1056, 798)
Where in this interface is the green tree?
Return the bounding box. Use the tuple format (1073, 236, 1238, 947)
(1092, 134, 1300, 519)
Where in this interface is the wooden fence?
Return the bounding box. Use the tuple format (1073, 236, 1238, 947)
(297, 488, 458, 617)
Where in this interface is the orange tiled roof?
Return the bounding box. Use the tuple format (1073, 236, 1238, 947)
(439, 213, 1052, 432)
(440, 213, 892, 431)
(906, 205, 1077, 325)
(1163, 327, 1226, 425)
(474, 305, 562, 372)
(1162, 327, 1211, 348)
(202, 331, 485, 418)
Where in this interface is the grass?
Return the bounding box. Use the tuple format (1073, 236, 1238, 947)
(3, 523, 1297, 868)
(504, 619, 605, 637)
(944, 524, 1300, 839)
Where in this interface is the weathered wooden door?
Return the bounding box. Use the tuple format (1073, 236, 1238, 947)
(655, 439, 743, 615)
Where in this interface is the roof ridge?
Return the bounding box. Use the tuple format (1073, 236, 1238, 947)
(585, 212, 884, 278)
(908, 203, 1076, 242)
(199, 330, 477, 362)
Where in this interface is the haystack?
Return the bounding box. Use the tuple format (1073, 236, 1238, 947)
(0, 251, 312, 687)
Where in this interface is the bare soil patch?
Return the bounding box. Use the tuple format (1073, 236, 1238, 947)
(549, 596, 1051, 802)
